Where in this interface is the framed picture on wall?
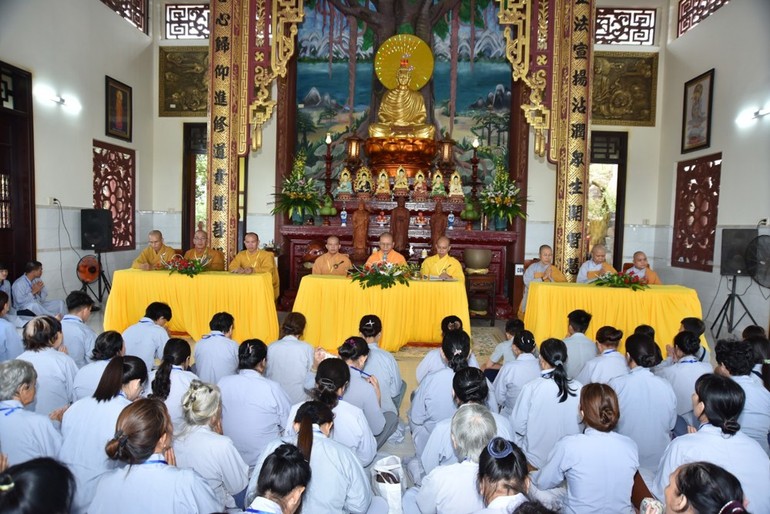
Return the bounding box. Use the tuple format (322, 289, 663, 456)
(681, 69, 714, 153)
(105, 76, 132, 142)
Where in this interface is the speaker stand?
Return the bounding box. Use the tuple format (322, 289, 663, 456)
(711, 276, 758, 338)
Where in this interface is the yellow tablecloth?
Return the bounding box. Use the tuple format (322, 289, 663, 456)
(524, 282, 704, 355)
(104, 269, 279, 343)
(293, 275, 471, 352)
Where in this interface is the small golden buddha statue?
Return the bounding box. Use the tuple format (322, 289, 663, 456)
(369, 58, 435, 140)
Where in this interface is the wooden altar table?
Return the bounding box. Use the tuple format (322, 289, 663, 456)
(104, 269, 279, 342)
(293, 275, 471, 352)
(523, 282, 704, 355)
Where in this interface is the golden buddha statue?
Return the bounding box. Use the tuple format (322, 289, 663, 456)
(369, 59, 435, 140)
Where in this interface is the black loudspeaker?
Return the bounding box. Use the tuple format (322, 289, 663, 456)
(81, 209, 113, 251)
(720, 228, 758, 276)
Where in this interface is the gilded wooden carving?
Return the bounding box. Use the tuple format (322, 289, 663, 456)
(159, 46, 209, 117)
(591, 51, 658, 127)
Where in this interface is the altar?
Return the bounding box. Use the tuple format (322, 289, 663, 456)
(293, 275, 470, 352)
(104, 269, 279, 342)
(523, 282, 704, 355)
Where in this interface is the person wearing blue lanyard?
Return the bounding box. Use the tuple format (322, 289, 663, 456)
(654, 331, 713, 432)
(575, 326, 628, 385)
(148, 338, 198, 431)
(60, 291, 98, 368)
(0, 291, 23, 363)
(10, 260, 66, 318)
(73, 330, 125, 401)
(194, 311, 239, 384)
(121, 302, 172, 372)
(245, 444, 311, 514)
(0, 359, 61, 466)
(88, 398, 219, 514)
(59, 355, 147, 513)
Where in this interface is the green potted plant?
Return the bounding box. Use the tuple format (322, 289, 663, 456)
(271, 150, 322, 224)
(478, 155, 526, 230)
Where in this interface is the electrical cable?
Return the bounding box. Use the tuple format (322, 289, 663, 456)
(703, 274, 724, 320)
(55, 200, 83, 294)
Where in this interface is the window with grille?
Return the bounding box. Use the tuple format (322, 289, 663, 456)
(166, 3, 210, 39)
(100, 0, 149, 34)
(595, 8, 656, 45)
(678, 0, 730, 37)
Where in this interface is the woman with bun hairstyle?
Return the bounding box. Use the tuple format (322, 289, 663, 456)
(73, 330, 125, 401)
(245, 401, 386, 514)
(285, 357, 377, 467)
(415, 316, 480, 384)
(245, 443, 311, 514)
(410, 329, 497, 456)
(173, 380, 248, 512)
(511, 338, 582, 469)
(609, 333, 677, 478)
(218, 339, 291, 470)
(493, 330, 542, 417)
(653, 374, 770, 513)
(533, 383, 639, 514)
(88, 398, 219, 514)
(337, 336, 397, 448)
(359, 314, 405, 412)
(473, 437, 530, 513)
(59, 355, 147, 512)
(663, 461, 748, 514)
(149, 338, 198, 430)
(575, 326, 628, 385)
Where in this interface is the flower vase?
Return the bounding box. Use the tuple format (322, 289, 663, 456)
(494, 215, 508, 231)
(291, 211, 304, 225)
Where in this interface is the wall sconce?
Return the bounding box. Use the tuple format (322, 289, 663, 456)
(753, 108, 770, 119)
(51, 95, 66, 105)
(439, 137, 455, 164)
(345, 135, 362, 162)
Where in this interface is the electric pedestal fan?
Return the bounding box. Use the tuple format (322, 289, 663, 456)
(746, 235, 770, 289)
(76, 254, 111, 306)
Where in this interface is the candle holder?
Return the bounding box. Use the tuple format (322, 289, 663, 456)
(324, 132, 333, 197)
(470, 137, 480, 202)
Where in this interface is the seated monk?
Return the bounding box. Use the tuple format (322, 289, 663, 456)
(627, 251, 661, 284)
(519, 244, 567, 317)
(312, 236, 352, 276)
(132, 230, 176, 270)
(228, 232, 279, 299)
(365, 232, 406, 267)
(420, 236, 464, 282)
(368, 59, 435, 139)
(576, 244, 617, 283)
(183, 230, 225, 271)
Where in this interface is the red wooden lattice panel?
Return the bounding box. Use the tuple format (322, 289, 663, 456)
(100, 0, 149, 34)
(671, 153, 722, 272)
(93, 140, 136, 251)
(678, 0, 730, 37)
(595, 8, 656, 45)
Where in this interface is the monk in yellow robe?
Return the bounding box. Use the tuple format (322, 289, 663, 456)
(421, 236, 464, 281)
(628, 251, 661, 285)
(519, 244, 567, 317)
(368, 62, 435, 139)
(365, 232, 406, 267)
(132, 230, 176, 270)
(183, 230, 225, 271)
(228, 232, 279, 299)
(312, 236, 352, 276)
(576, 244, 617, 283)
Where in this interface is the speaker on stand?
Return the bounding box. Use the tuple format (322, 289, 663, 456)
(711, 228, 759, 337)
(80, 209, 113, 304)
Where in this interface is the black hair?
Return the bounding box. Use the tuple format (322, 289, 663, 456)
(294, 401, 334, 461)
(238, 339, 268, 370)
(91, 331, 124, 361)
(359, 314, 383, 338)
(337, 336, 369, 361)
(93, 356, 148, 402)
(675, 461, 746, 514)
(694, 374, 745, 436)
(477, 438, 529, 506)
(209, 312, 234, 333)
(715, 339, 754, 376)
(567, 310, 591, 333)
(633, 324, 656, 341)
(453, 367, 488, 404)
(513, 502, 558, 514)
(441, 315, 464, 335)
(150, 338, 190, 401)
(505, 319, 525, 336)
(144, 302, 172, 322)
(674, 331, 701, 357)
(256, 444, 311, 511)
(595, 326, 623, 346)
(65, 290, 94, 312)
(0, 457, 76, 514)
(0, 291, 8, 312)
(680, 317, 706, 337)
(625, 333, 661, 368)
(442, 329, 471, 373)
(313, 358, 350, 409)
(23, 261, 42, 274)
(742, 325, 766, 340)
(540, 338, 576, 403)
(22, 316, 62, 351)
(747, 336, 770, 392)
(512, 330, 536, 353)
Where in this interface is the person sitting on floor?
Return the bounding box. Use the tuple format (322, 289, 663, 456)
(11, 261, 66, 318)
(121, 301, 171, 372)
(575, 326, 628, 385)
(481, 319, 524, 383)
(493, 330, 542, 418)
(131, 230, 176, 270)
(73, 330, 124, 400)
(61, 291, 98, 368)
(563, 309, 596, 379)
(149, 338, 198, 431)
(194, 311, 239, 385)
(576, 244, 616, 284)
(473, 437, 530, 514)
(0, 292, 23, 363)
(415, 316, 480, 384)
(264, 312, 314, 405)
(360, 314, 406, 411)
